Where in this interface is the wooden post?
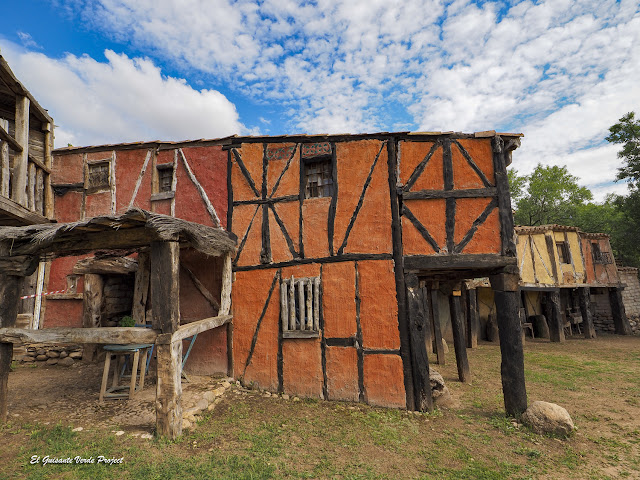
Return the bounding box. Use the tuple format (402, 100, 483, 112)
(132, 252, 150, 324)
(43, 123, 54, 219)
(491, 272, 528, 417)
(0, 274, 20, 421)
(465, 287, 479, 348)
(155, 340, 182, 438)
(219, 252, 232, 315)
(449, 292, 470, 382)
(151, 240, 182, 438)
(0, 119, 9, 198)
(429, 285, 445, 365)
(546, 290, 565, 343)
(82, 274, 103, 362)
(27, 162, 36, 211)
(609, 287, 632, 335)
(13, 96, 29, 207)
(421, 285, 433, 355)
(577, 287, 596, 339)
(405, 274, 432, 412)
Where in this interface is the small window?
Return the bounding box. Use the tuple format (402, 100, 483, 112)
(304, 158, 333, 198)
(157, 164, 174, 192)
(556, 242, 570, 264)
(592, 242, 613, 264)
(87, 162, 110, 190)
(280, 275, 320, 338)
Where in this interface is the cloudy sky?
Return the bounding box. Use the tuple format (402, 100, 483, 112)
(2, 0, 639, 200)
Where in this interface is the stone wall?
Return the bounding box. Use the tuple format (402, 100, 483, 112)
(15, 344, 83, 366)
(619, 267, 640, 334)
(101, 274, 135, 326)
(591, 288, 615, 333)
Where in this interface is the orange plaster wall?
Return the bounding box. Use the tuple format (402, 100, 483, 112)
(325, 346, 359, 402)
(235, 206, 263, 267)
(454, 198, 501, 254)
(232, 269, 280, 391)
(54, 191, 83, 223)
(302, 197, 330, 258)
(174, 156, 216, 227)
(84, 191, 111, 218)
(233, 143, 263, 202)
(266, 143, 299, 197)
(268, 208, 294, 264)
(152, 198, 171, 216)
(282, 337, 323, 397)
(358, 260, 400, 350)
(322, 262, 357, 338)
(454, 138, 495, 186)
(402, 198, 446, 255)
(42, 300, 83, 328)
(114, 149, 149, 213)
(51, 153, 84, 184)
(363, 354, 406, 408)
(398, 141, 443, 190)
(182, 327, 227, 376)
(452, 144, 487, 189)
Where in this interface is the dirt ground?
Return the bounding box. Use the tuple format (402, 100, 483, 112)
(6, 361, 228, 434)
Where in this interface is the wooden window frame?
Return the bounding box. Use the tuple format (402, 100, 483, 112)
(303, 156, 333, 199)
(85, 160, 111, 193)
(156, 164, 174, 193)
(280, 275, 320, 338)
(556, 241, 571, 264)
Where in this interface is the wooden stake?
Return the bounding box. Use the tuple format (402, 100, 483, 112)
(449, 293, 470, 383)
(406, 274, 433, 411)
(0, 274, 20, 421)
(577, 287, 596, 339)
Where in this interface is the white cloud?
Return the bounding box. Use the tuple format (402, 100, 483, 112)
(0, 41, 244, 146)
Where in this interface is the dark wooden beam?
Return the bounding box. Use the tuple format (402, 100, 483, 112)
(429, 285, 445, 365)
(577, 287, 596, 339)
(404, 254, 516, 272)
(0, 274, 19, 421)
(465, 287, 479, 348)
(0, 122, 22, 152)
(403, 188, 498, 200)
(0, 195, 50, 226)
(609, 287, 632, 335)
(449, 292, 470, 382)
(151, 241, 180, 333)
(546, 290, 565, 343)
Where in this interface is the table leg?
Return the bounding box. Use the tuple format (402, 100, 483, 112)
(99, 353, 111, 403)
(129, 350, 140, 398)
(111, 354, 121, 389)
(138, 348, 148, 393)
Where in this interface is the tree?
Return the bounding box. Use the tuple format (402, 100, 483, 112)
(606, 112, 640, 187)
(509, 164, 592, 226)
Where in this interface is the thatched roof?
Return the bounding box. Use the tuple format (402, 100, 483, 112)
(0, 209, 237, 260)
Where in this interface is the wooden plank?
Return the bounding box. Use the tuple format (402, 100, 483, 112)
(155, 340, 182, 439)
(27, 154, 50, 174)
(0, 121, 22, 152)
(0, 326, 159, 345)
(493, 284, 528, 416)
(32, 261, 45, 329)
(0, 255, 39, 276)
(0, 195, 49, 225)
(609, 287, 632, 335)
(44, 127, 54, 218)
(288, 276, 295, 330)
(168, 314, 232, 343)
(405, 274, 433, 412)
(0, 119, 10, 197)
(0, 274, 19, 421)
(578, 287, 596, 339)
(449, 293, 470, 383)
(131, 252, 150, 324)
(430, 286, 445, 365)
(313, 277, 320, 331)
(404, 254, 517, 272)
(280, 277, 287, 334)
(73, 256, 138, 275)
(546, 290, 565, 343)
(219, 252, 232, 315)
(305, 278, 313, 330)
(404, 188, 498, 200)
(35, 168, 44, 215)
(298, 279, 305, 329)
(151, 241, 180, 334)
(421, 284, 433, 355)
(82, 274, 103, 362)
(465, 288, 479, 348)
(13, 96, 29, 207)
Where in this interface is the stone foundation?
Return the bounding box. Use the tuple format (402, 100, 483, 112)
(14, 344, 84, 366)
(619, 267, 640, 335)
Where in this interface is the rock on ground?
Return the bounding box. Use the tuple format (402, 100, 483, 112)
(429, 370, 456, 407)
(521, 401, 575, 436)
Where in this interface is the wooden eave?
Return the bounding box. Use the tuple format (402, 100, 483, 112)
(53, 136, 237, 154)
(0, 56, 53, 124)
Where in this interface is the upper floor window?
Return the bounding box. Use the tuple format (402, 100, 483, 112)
(157, 164, 174, 192)
(556, 241, 570, 264)
(304, 159, 332, 198)
(592, 242, 613, 264)
(87, 161, 110, 190)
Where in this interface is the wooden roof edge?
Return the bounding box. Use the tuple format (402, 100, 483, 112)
(53, 135, 239, 154)
(0, 55, 53, 124)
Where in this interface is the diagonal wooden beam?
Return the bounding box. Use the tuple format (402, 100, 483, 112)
(402, 205, 440, 253)
(269, 144, 299, 198)
(231, 148, 260, 197)
(454, 198, 498, 253)
(452, 139, 492, 187)
(181, 264, 220, 311)
(403, 140, 440, 192)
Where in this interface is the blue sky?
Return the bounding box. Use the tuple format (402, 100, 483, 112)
(1, 0, 639, 200)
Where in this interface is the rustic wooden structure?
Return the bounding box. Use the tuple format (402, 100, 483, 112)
(514, 225, 630, 340)
(0, 56, 55, 332)
(0, 209, 235, 438)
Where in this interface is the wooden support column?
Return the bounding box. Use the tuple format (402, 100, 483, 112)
(151, 240, 182, 438)
(609, 286, 632, 335)
(546, 290, 564, 343)
(132, 252, 150, 324)
(429, 285, 445, 365)
(0, 274, 20, 421)
(465, 287, 479, 348)
(82, 274, 103, 362)
(448, 292, 470, 382)
(220, 252, 233, 377)
(0, 119, 9, 197)
(422, 285, 433, 355)
(577, 287, 596, 339)
(43, 123, 54, 219)
(405, 274, 432, 412)
(491, 271, 528, 417)
(13, 96, 29, 207)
